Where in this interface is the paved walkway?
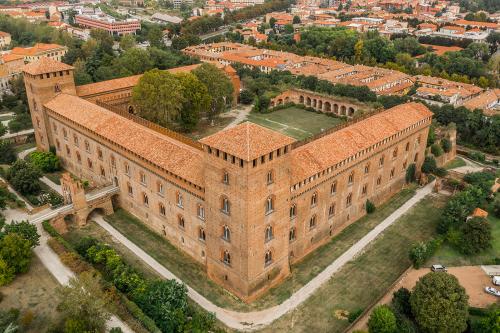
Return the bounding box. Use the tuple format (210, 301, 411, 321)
(92, 181, 435, 331)
(41, 176, 63, 195)
(17, 147, 36, 159)
(222, 104, 253, 130)
(453, 156, 485, 174)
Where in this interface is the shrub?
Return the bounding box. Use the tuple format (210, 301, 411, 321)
(441, 138, 452, 153)
(431, 144, 443, 157)
(27, 151, 61, 173)
(368, 305, 397, 333)
(0, 258, 15, 286)
(421, 156, 437, 174)
(366, 200, 376, 214)
(42, 220, 74, 251)
(468, 151, 485, 162)
(0, 140, 16, 165)
(6, 160, 42, 196)
(391, 288, 412, 317)
(20, 310, 34, 328)
(409, 238, 442, 269)
(458, 217, 492, 255)
(59, 252, 91, 274)
(434, 167, 447, 177)
(405, 164, 416, 183)
(348, 308, 364, 323)
(110, 328, 123, 333)
(120, 295, 161, 333)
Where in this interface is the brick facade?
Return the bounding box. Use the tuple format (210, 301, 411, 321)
(23, 59, 433, 302)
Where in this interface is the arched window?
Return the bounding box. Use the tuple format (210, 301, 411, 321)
(265, 196, 274, 214)
(87, 158, 93, 170)
(330, 182, 337, 195)
(65, 145, 70, 156)
(52, 122, 57, 133)
(223, 250, 231, 265)
(403, 161, 407, 170)
(100, 166, 105, 177)
(222, 171, 229, 184)
(97, 147, 103, 160)
(311, 192, 317, 207)
(266, 170, 274, 184)
(309, 215, 317, 229)
(198, 227, 206, 241)
(178, 215, 185, 228)
(176, 192, 183, 208)
(140, 172, 146, 185)
(222, 225, 230, 241)
(376, 176, 382, 186)
(159, 203, 166, 216)
(55, 139, 60, 150)
(362, 184, 367, 195)
(84, 140, 90, 153)
(328, 204, 335, 217)
(289, 227, 296, 242)
(127, 182, 133, 196)
(76, 152, 81, 164)
(346, 193, 352, 207)
(348, 171, 354, 184)
(265, 225, 273, 242)
(290, 204, 297, 219)
(63, 128, 68, 139)
(414, 153, 418, 162)
(405, 142, 410, 151)
(265, 250, 272, 266)
(364, 163, 370, 174)
(221, 196, 230, 214)
(124, 162, 130, 175)
(390, 168, 395, 179)
(379, 155, 385, 166)
(393, 148, 398, 158)
(110, 155, 116, 167)
(142, 192, 149, 206)
(197, 204, 205, 220)
(73, 134, 78, 146)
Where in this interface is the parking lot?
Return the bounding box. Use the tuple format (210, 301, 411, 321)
(350, 266, 499, 332)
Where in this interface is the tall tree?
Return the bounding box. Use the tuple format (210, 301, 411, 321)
(175, 72, 211, 131)
(192, 63, 233, 120)
(0, 233, 32, 274)
(410, 272, 469, 333)
(132, 69, 184, 127)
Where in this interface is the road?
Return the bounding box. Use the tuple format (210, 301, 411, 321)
(91, 181, 435, 331)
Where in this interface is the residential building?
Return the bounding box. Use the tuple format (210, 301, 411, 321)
(10, 43, 68, 63)
(0, 31, 11, 48)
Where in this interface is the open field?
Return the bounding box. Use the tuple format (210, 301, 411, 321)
(66, 187, 417, 312)
(246, 107, 345, 140)
(257, 194, 447, 333)
(0, 256, 61, 332)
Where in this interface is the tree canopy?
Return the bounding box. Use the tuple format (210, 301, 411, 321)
(410, 272, 469, 333)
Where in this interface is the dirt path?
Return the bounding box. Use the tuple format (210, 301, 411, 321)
(92, 182, 435, 331)
(222, 104, 253, 130)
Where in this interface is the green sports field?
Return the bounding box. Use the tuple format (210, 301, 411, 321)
(246, 107, 345, 140)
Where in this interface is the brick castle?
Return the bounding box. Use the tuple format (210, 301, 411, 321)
(23, 57, 433, 301)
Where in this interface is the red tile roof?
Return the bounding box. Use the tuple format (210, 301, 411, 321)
(200, 122, 296, 161)
(44, 93, 204, 186)
(22, 57, 73, 75)
(291, 102, 432, 182)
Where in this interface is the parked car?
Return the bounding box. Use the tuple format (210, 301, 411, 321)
(492, 276, 500, 286)
(431, 264, 447, 272)
(485, 287, 500, 297)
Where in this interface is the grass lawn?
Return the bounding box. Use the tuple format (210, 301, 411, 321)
(13, 142, 36, 154)
(45, 171, 64, 185)
(444, 157, 467, 170)
(246, 107, 345, 140)
(257, 194, 447, 333)
(75, 186, 417, 312)
(428, 195, 500, 266)
(0, 256, 62, 332)
(0, 114, 13, 122)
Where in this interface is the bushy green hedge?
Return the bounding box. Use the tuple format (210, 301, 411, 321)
(409, 238, 443, 269)
(42, 220, 74, 252)
(27, 151, 61, 173)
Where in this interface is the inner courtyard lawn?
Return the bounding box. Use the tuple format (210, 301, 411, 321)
(246, 107, 345, 140)
(69, 186, 417, 312)
(257, 194, 447, 333)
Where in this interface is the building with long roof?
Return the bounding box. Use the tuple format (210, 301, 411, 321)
(23, 57, 434, 301)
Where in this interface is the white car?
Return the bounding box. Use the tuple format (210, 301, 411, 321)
(492, 276, 500, 286)
(485, 287, 500, 297)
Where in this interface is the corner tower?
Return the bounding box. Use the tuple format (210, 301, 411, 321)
(201, 122, 295, 301)
(22, 58, 76, 151)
